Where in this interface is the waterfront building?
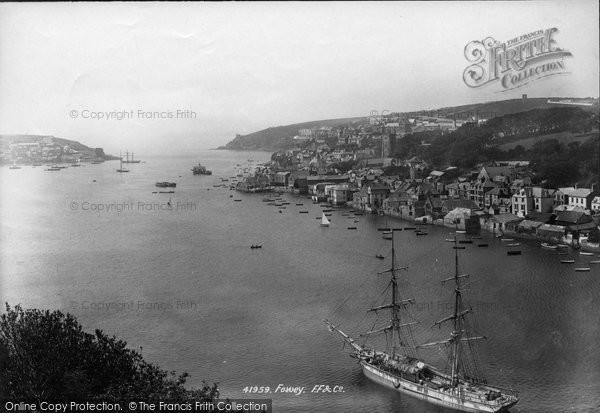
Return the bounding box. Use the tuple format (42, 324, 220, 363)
(559, 187, 597, 210)
(443, 207, 474, 231)
(531, 187, 556, 213)
(328, 184, 357, 206)
(536, 223, 567, 242)
(352, 182, 390, 213)
(516, 219, 544, 235)
(271, 171, 291, 187)
(512, 187, 533, 217)
(288, 170, 309, 194)
(554, 211, 598, 241)
(481, 213, 522, 234)
(310, 182, 337, 202)
(236, 174, 272, 193)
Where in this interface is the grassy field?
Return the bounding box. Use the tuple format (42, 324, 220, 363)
(497, 130, 599, 151)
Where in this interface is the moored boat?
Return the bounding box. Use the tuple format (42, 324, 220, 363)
(192, 163, 212, 175)
(155, 182, 176, 188)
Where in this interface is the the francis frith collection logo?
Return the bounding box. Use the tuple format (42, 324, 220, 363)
(463, 28, 572, 91)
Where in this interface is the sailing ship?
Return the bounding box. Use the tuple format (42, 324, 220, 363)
(116, 151, 129, 173)
(9, 160, 21, 169)
(320, 213, 330, 227)
(325, 230, 518, 412)
(123, 151, 141, 164)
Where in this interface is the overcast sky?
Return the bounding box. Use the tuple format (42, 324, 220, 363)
(0, 1, 598, 155)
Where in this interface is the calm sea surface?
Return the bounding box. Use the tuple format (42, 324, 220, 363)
(1, 150, 599, 412)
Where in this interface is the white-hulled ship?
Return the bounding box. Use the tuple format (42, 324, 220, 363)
(325, 229, 519, 412)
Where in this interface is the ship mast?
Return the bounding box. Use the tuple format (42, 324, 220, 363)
(362, 229, 415, 355)
(390, 229, 399, 357)
(450, 233, 462, 386)
(418, 225, 486, 386)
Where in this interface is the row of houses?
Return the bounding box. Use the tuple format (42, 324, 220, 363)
(1, 137, 101, 163)
(236, 152, 600, 246)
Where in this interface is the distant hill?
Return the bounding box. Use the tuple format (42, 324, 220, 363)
(222, 97, 598, 151)
(431, 97, 598, 119)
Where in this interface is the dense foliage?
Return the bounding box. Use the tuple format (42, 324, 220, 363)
(0, 304, 219, 404)
(392, 107, 599, 186)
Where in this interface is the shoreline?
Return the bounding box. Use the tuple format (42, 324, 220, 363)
(352, 204, 600, 253)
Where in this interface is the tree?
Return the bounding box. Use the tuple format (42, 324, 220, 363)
(0, 304, 219, 404)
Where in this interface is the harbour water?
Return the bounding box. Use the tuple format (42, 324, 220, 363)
(1, 150, 599, 412)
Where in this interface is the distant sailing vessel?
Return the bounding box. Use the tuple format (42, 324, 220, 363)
(325, 231, 519, 412)
(320, 213, 330, 227)
(122, 151, 141, 164)
(9, 160, 21, 169)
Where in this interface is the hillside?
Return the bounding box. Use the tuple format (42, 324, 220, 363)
(497, 130, 599, 151)
(432, 97, 598, 118)
(222, 97, 598, 152)
(219, 117, 366, 151)
(0, 134, 116, 160)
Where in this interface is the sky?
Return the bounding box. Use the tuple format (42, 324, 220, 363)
(0, 1, 598, 155)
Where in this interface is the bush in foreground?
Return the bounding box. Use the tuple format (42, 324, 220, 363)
(0, 304, 218, 404)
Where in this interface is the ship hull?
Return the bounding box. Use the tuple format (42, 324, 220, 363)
(361, 362, 516, 413)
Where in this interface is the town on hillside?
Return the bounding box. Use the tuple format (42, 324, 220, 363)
(0, 135, 111, 165)
(234, 102, 600, 250)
